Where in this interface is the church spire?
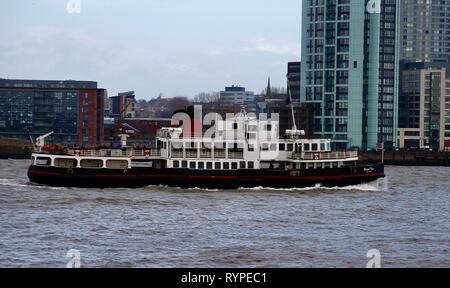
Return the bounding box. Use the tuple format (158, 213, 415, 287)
(266, 76, 272, 97)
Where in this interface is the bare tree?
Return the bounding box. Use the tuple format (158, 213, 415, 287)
(193, 92, 220, 104)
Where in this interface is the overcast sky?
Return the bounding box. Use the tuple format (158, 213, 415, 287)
(0, 0, 301, 99)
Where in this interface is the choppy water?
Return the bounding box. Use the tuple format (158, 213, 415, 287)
(0, 159, 448, 268)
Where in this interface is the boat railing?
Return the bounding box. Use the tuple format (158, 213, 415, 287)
(228, 151, 244, 160)
(290, 151, 358, 160)
(171, 150, 184, 158)
(200, 150, 212, 159)
(65, 149, 161, 158)
(214, 151, 226, 158)
(185, 150, 199, 158)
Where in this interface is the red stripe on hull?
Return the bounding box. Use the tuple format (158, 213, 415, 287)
(29, 169, 385, 181)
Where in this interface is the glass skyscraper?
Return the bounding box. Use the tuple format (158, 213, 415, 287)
(301, 0, 400, 149)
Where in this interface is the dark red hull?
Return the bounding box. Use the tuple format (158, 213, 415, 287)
(28, 164, 385, 189)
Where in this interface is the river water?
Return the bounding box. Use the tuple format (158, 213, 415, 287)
(0, 159, 448, 268)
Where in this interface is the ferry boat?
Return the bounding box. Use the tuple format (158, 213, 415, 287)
(27, 110, 385, 189)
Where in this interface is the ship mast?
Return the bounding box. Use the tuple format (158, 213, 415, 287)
(287, 78, 298, 132)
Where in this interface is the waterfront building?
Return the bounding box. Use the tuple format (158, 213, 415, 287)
(219, 86, 257, 114)
(398, 62, 450, 151)
(0, 79, 106, 145)
(301, 0, 401, 150)
(401, 0, 450, 63)
(109, 91, 136, 118)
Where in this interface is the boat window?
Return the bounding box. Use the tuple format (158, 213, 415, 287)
(172, 142, 183, 150)
(287, 144, 294, 151)
(279, 144, 286, 151)
(189, 162, 196, 169)
(240, 162, 246, 169)
(198, 162, 205, 170)
(248, 125, 257, 132)
(233, 123, 238, 130)
(106, 160, 128, 169)
(31, 156, 35, 165)
(304, 143, 310, 151)
(248, 144, 255, 152)
(231, 162, 238, 170)
(207, 162, 213, 169)
(215, 142, 225, 149)
(36, 157, 51, 166)
(223, 162, 230, 170)
(173, 161, 180, 168)
(182, 161, 188, 168)
(215, 162, 221, 170)
(312, 143, 318, 151)
(80, 159, 103, 169)
(202, 142, 212, 150)
(270, 144, 277, 151)
(248, 133, 257, 140)
(55, 158, 77, 168)
(248, 162, 254, 169)
(265, 124, 272, 131)
(320, 143, 326, 151)
(262, 143, 269, 151)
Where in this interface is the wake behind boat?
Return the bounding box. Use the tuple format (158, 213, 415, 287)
(27, 109, 385, 189)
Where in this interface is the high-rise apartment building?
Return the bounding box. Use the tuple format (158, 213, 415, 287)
(301, 0, 400, 149)
(401, 0, 450, 63)
(398, 62, 450, 151)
